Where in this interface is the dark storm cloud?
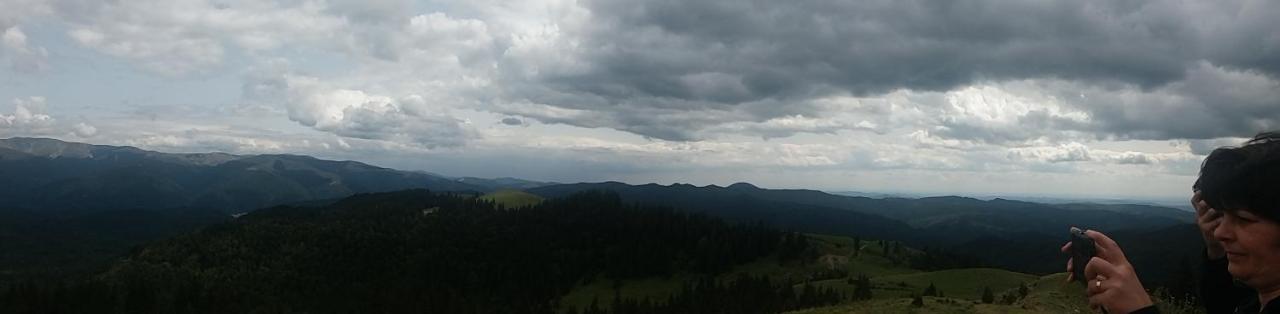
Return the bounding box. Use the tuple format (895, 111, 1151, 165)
(1046, 63, 1280, 141)
(500, 117, 523, 126)
(579, 0, 1193, 95)
(497, 0, 1280, 141)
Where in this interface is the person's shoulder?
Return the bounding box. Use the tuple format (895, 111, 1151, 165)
(1259, 297, 1280, 314)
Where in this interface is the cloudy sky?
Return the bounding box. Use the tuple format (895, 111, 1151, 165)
(2, 0, 1277, 200)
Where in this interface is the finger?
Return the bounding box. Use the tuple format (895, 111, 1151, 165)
(1084, 257, 1120, 282)
(1086, 276, 1112, 296)
(1088, 289, 1117, 312)
(1196, 199, 1210, 210)
(1085, 230, 1128, 263)
(1207, 218, 1222, 228)
(1206, 207, 1223, 220)
(1088, 292, 1104, 307)
(1061, 242, 1072, 254)
(1065, 258, 1075, 282)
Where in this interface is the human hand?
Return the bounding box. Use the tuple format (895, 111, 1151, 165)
(1084, 230, 1152, 313)
(1192, 192, 1226, 259)
(1062, 230, 1153, 313)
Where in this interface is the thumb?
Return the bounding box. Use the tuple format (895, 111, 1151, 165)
(1085, 230, 1129, 265)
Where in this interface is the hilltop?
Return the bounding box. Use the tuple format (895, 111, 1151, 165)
(0, 137, 486, 213)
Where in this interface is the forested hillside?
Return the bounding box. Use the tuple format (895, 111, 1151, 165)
(1, 190, 842, 313)
(527, 182, 1202, 282)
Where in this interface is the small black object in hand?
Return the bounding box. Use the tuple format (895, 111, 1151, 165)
(1070, 227, 1096, 284)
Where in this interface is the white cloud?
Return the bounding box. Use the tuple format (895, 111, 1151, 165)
(71, 122, 97, 138)
(59, 0, 350, 75)
(1112, 152, 1154, 165)
(0, 97, 105, 139)
(1, 96, 54, 132)
(934, 83, 1092, 144)
(283, 76, 475, 148)
(1, 26, 47, 72)
(1007, 142, 1093, 163)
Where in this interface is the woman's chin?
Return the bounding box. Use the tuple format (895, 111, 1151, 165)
(1227, 262, 1258, 283)
(1227, 262, 1245, 277)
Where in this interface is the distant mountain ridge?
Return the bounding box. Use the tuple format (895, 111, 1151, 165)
(531, 181, 921, 243)
(0, 137, 487, 213)
(526, 181, 1197, 277)
(0, 137, 240, 165)
(528, 181, 1191, 242)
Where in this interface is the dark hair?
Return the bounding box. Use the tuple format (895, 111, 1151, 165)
(1194, 131, 1280, 222)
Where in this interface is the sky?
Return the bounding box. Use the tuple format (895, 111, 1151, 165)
(1, 0, 1278, 200)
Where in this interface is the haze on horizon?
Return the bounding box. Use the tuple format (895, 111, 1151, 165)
(1, 0, 1278, 200)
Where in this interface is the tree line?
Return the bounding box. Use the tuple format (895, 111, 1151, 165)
(1, 190, 829, 314)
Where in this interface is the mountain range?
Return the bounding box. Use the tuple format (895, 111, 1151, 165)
(0, 137, 1201, 286)
(0, 137, 550, 213)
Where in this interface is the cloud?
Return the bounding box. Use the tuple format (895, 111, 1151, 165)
(49, 0, 501, 76)
(0, 96, 103, 139)
(0, 0, 51, 30)
(1008, 143, 1093, 163)
(282, 76, 475, 148)
(57, 0, 351, 75)
(500, 117, 523, 126)
(32, 0, 1275, 143)
(900, 63, 1280, 145)
(71, 122, 97, 137)
(1, 96, 54, 132)
(931, 83, 1091, 144)
(1, 26, 47, 73)
(1068, 63, 1280, 141)
(1114, 152, 1154, 165)
(1187, 137, 1248, 155)
(573, 0, 1276, 92)
(486, 0, 1280, 141)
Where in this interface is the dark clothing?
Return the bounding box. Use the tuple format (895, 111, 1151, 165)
(1199, 252, 1280, 314)
(1131, 305, 1161, 314)
(1126, 250, 1277, 314)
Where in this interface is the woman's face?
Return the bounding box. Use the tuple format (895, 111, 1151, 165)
(1214, 209, 1280, 290)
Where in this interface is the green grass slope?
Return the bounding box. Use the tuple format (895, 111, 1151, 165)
(788, 273, 1089, 314)
(559, 233, 1195, 314)
(786, 296, 1038, 314)
(479, 189, 545, 208)
(559, 234, 925, 311)
(869, 268, 1037, 300)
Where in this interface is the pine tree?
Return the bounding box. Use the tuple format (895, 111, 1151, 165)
(1170, 255, 1197, 304)
(852, 275, 873, 300)
(923, 283, 938, 297)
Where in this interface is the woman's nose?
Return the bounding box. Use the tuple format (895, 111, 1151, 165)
(1213, 217, 1233, 242)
